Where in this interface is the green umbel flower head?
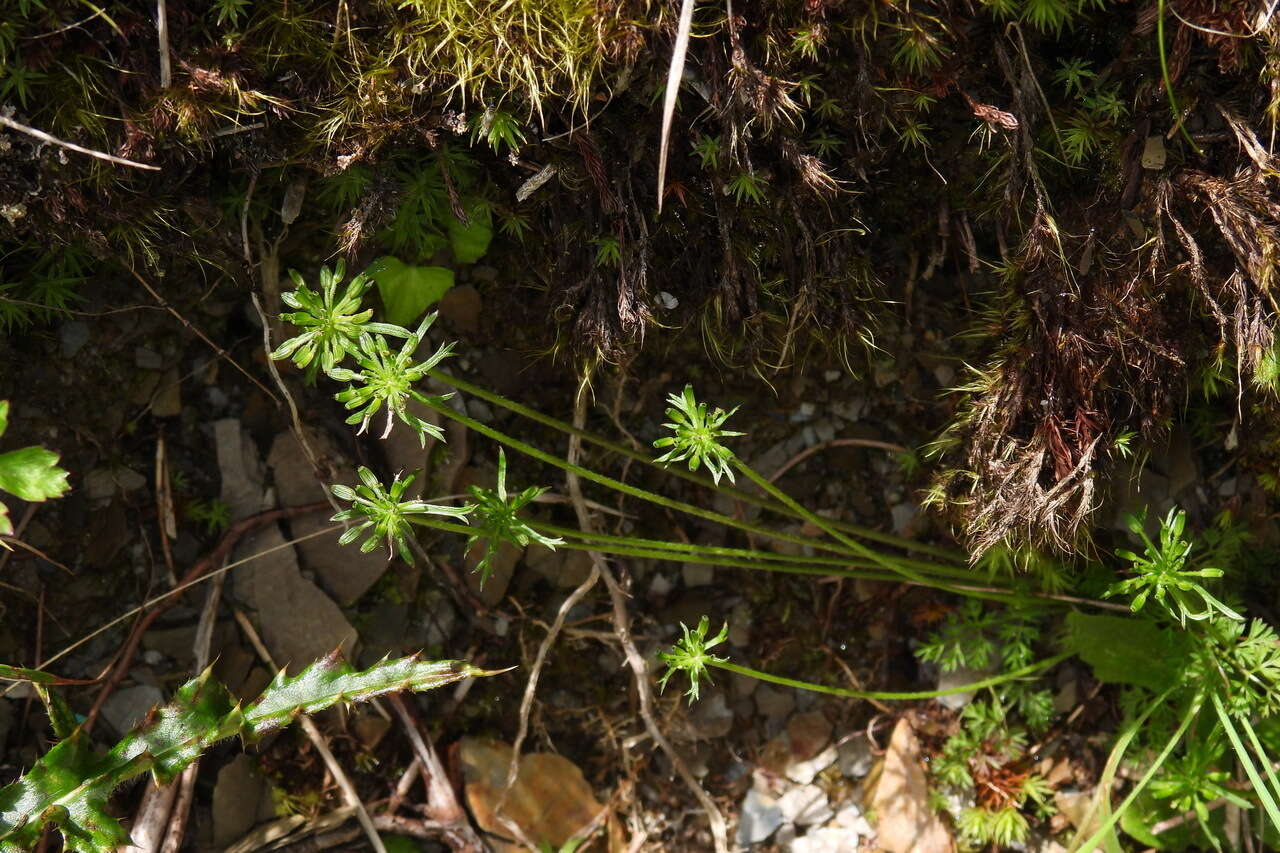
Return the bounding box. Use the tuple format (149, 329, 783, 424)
(652, 385, 744, 485)
(1107, 507, 1242, 627)
(328, 314, 455, 445)
(271, 261, 409, 379)
(331, 467, 473, 563)
(658, 616, 730, 704)
(464, 449, 563, 587)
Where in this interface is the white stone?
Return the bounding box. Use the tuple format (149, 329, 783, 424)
(787, 827, 861, 853)
(777, 785, 832, 826)
(737, 789, 784, 845)
(786, 743, 838, 785)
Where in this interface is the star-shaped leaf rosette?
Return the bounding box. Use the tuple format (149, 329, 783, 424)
(270, 261, 409, 380)
(658, 616, 730, 704)
(652, 385, 744, 485)
(326, 313, 456, 444)
(331, 467, 473, 563)
(464, 449, 563, 587)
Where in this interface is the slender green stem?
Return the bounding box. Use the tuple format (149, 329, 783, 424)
(416, 392, 941, 573)
(412, 395, 1119, 608)
(1073, 691, 1203, 853)
(429, 369, 964, 562)
(409, 516, 1079, 605)
(712, 651, 1073, 701)
(1068, 684, 1175, 852)
(408, 515, 946, 587)
(1213, 693, 1280, 834)
(732, 457, 1019, 601)
(1157, 0, 1202, 156)
(532, 521, 981, 582)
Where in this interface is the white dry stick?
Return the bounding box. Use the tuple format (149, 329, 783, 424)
(249, 293, 345, 519)
(155, 0, 171, 88)
(566, 379, 729, 853)
(498, 555, 601, 827)
(119, 555, 229, 853)
(120, 782, 179, 853)
(0, 114, 160, 170)
(656, 0, 696, 212)
(233, 610, 390, 853)
(158, 570, 228, 853)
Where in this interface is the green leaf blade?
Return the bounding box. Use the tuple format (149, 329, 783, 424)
(365, 257, 455, 328)
(1065, 611, 1191, 691)
(0, 446, 70, 503)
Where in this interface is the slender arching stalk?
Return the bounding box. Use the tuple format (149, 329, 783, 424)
(1067, 684, 1178, 852)
(1212, 693, 1280, 833)
(429, 368, 964, 561)
(413, 391, 1124, 608)
(414, 391, 950, 575)
(409, 511, 1120, 609)
(531, 520, 980, 581)
(713, 651, 1074, 701)
(731, 456, 980, 595)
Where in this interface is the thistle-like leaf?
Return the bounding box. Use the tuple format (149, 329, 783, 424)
(0, 654, 495, 853)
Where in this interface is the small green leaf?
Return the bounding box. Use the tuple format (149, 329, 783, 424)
(1065, 611, 1190, 691)
(0, 446, 70, 503)
(365, 257, 455, 327)
(447, 206, 492, 264)
(0, 401, 8, 438)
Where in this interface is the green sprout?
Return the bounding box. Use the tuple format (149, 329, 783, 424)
(1107, 507, 1243, 627)
(691, 134, 722, 170)
(471, 108, 527, 154)
(327, 314, 455, 445)
(725, 172, 768, 205)
(652, 385, 743, 485)
(271, 261, 409, 380)
(591, 236, 621, 268)
(464, 449, 563, 587)
(658, 616, 729, 703)
(331, 467, 473, 563)
(1053, 57, 1096, 98)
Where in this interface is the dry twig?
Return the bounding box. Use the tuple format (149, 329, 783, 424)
(80, 503, 327, 730)
(234, 610, 389, 853)
(386, 695, 486, 852)
(0, 114, 160, 170)
(567, 377, 729, 853)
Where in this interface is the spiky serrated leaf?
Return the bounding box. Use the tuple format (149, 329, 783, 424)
(0, 655, 493, 853)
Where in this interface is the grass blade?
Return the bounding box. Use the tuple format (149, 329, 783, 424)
(1212, 692, 1280, 835)
(1072, 690, 1201, 853)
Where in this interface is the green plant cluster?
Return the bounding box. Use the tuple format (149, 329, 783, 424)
(917, 602, 1056, 846)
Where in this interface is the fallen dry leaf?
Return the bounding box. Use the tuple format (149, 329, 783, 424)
(459, 737, 610, 851)
(866, 717, 955, 853)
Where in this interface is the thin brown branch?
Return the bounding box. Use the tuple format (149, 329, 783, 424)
(80, 503, 327, 731)
(126, 264, 280, 405)
(387, 695, 486, 852)
(769, 437, 911, 484)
